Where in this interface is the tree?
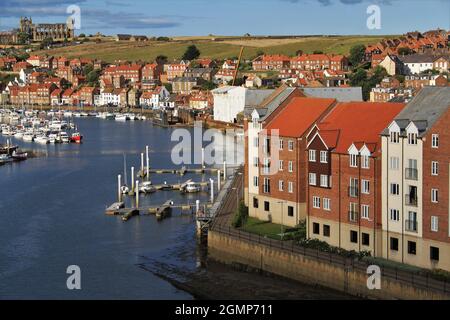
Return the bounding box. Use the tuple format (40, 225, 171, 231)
(349, 44, 366, 68)
(39, 37, 54, 49)
(201, 81, 217, 91)
(295, 49, 303, 56)
(86, 69, 100, 85)
(79, 33, 86, 38)
(256, 50, 265, 57)
(17, 32, 29, 45)
(156, 55, 168, 65)
(83, 64, 94, 76)
(182, 45, 201, 61)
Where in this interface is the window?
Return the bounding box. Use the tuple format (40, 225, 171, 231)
(263, 138, 270, 154)
(279, 139, 284, 150)
(350, 231, 358, 243)
(264, 201, 270, 212)
(288, 140, 294, 151)
(431, 134, 439, 148)
(390, 131, 399, 143)
(309, 150, 316, 162)
(430, 247, 440, 261)
(313, 196, 321, 209)
(288, 161, 293, 173)
(253, 157, 259, 168)
(362, 233, 370, 246)
(253, 176, 259, 187)
(320, 175, 329, 187)
(253, 137, 259, 148)
(288, 206, 294, 217)
(349, 178, 358, 197)
(390, 237, 399, 251)
(263, 178, 270, 193)
(361, 205, 370, 220)
(390, 183, 400, 196)
(431, 216, 439, 232)
(408, 133, 417, 145)
(278, 180, 284, 191)
(320, 151, 328, 163)
(361, 180, 370, 194)
(361, 155, 370, 169)
(350, 154, 358, 167)
(323, 225, 330, 237)
(408, 241, 417, 255)
(309, 173, 317, 186)
(390, 209, 400, 221)
(431, 189, 439, 203)
(390, 157, 399, 170)
(253, 197, 259, 209)
(313, 222, 320, 235)
(279, 160, 283, 171)
(431, 161, 438, 176)
(323, 198, 331, 211)
(288, 182, 293, 193)
(263, 158, 270, 174)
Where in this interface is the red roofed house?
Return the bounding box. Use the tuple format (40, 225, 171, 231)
(13, 61, 32, 72)
(252, 97, 338, 227)
(51, 89, 62, 106)
(78, 86, 99, 106)
(305, 101, 405, 256)
(142, 63, 163, 81)
(26, 55, 43, 67)
(253, 55, 290, 71)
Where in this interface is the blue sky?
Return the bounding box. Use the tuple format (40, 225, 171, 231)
(0, 0, 448, 36)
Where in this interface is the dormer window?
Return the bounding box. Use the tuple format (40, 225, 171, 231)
(408, 133, 417, 145)
(390, 131, 399, 143)
(350, 154, 358, 168)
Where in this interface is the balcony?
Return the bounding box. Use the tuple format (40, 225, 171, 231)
(405, 195, 418, 207)
(405, 168, 418, 181)
(348, 211, 358, 222)
(348, 186, 359, 198)
(405, 220, 418, 233)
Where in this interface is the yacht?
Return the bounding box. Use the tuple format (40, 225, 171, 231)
(139, 181, 156, 194)
(59, 132, 70, 143)
(23, 133, 35, 142)
(185, 182, 202, 193)
(115, 114, 128, 121)
(35, 135, 50, 144)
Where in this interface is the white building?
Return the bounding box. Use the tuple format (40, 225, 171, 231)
(100, 88, 121, 106)
(400, 54, 436, 75)
(212, 86, 273, 123)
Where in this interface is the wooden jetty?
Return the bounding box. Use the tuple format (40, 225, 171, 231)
(105, 202, 125, 215)
(138, 166, 220, 177)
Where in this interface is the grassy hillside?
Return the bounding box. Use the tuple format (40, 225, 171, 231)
(34, 35, 392, 63)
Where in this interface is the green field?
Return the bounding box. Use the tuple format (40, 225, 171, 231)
(34, 35, 392, 63)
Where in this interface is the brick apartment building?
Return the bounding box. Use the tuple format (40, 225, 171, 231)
(252, 55, 291, 71)
(306, 101, 405, 256)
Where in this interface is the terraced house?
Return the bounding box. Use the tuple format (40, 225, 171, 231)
(381, 87, 450, 271)
(306, 101, 405, 256)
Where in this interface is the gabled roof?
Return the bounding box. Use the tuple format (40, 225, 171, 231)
(317, 101, 405, 154)
(381, 87, 450, 137)
(265, 97, 336, 137)
(302, 87, 363, 102)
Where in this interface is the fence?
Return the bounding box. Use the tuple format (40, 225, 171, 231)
(211, 223, 450, 296)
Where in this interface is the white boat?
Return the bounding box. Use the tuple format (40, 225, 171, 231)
(35, 136, 50, 144)
(73, 112, 82, 118)
(139, 181, 156, 194)
(64, 111, 73, 118)
(2, 127, 15, 136)
(0, 154, 13, 164)
(59, 132, 70, 143)
(50, 120, 63, 130)
(14, 131, 24, 139)
(80, 112, 89, 117)
(185, 182, 202, 193)
(115, 114, 128, 121)
(48, 133, 58, 144)
(23, 133, 35, 142)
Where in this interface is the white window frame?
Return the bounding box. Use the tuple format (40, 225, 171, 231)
(431, 161, 438, 176)
(431, 134, 439, 148)
(279, 160, 284, 171)
(361, 180, 370, 194)
(313, 196, 321, 209)
(253, 176, 259, 187)
(431, 216, 439, 232)
(288, 161, 293, 173)
(323, 198, 331, 211)
(390, 157, 399, 170)
(390, 209, 400, 221)
(263, 178, 270, 193)
(390, 131, 400, 143)
(279, 180, 284, 191)
(309, 149, 316, 162)
(350, 154, 358, 168)
(431, 189, 439, 203)
(288, 182, 293, 193)
(390, 183, 400, 196)
(320, 151, 328, 163)
(408, 133, 417, 145)
(320, 175, 329, 188)
(361, 155, 370, 169)
(309, 173, 317, 186)
(361, 205, 370, 220)
(279, 139, 284, 150)
(288, 140, 294, 151)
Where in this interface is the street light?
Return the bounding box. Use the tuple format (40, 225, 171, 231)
(277, 200, 287, 240)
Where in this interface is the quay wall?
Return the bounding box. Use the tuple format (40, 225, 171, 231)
(208, 229, 450, 300)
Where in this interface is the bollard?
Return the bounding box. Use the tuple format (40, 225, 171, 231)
(135, 180, 139, 209)
(196, 200, 200, 214)
(131, 167, 135, 192)
(118, 174, 122, 202)
(223, 161, 226, 178)
(217, 170, 221, 192)
(210, 179, 214, 203)
(201, 147, 205, 168)
(146, 146, 150, 180)
(141, 153, 144, 176)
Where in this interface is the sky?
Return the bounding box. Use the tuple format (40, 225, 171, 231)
(0, 0, 448, 36)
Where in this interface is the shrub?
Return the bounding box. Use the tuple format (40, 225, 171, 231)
(232, 201, 248, 228)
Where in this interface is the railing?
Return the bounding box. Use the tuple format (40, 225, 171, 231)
(405, 195, 418, 207)
(348, 211, 358, 222)
(405, 220, 418, 233)
(405, 168, 418, 180)
(348, 186, 359, 197)
(211, 224, 450, 296)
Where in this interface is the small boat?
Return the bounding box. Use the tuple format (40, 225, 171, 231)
(70, 132, 83, 143)
(48, 133, 58, 144)
(139, 182, 156, 194)
(0, 154, 13, 164)
(23, 133, 35, 142)
(73, 112, 82, 118)
(160, 181, 173, 191)
(64, 111, 73, 118)
(185, 181, 202, 193)
(80, 112, 89, 117)
(12, 151, 28, 161)
(14, 131, 24, 139)
(59, 132, 70, 143)
(115, 114, 127, 121)
(35, 136, 50, 144)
